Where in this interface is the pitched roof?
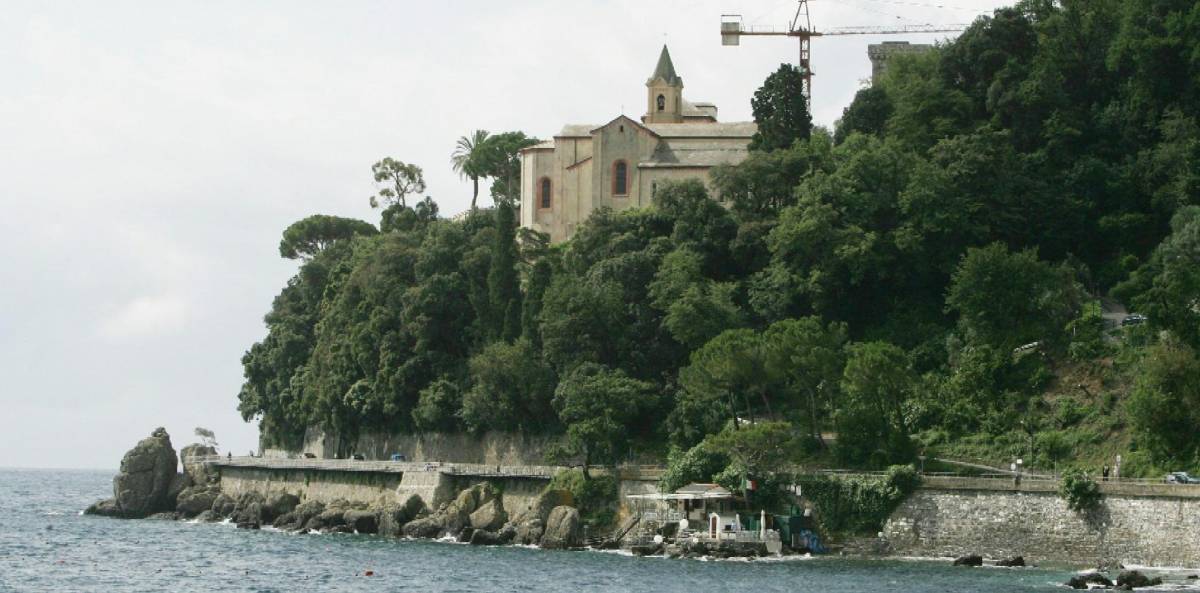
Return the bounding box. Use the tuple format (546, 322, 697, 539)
(640, 144, 750, 169)
(645, 121, 756, 138)
(648, 45, 682, 86)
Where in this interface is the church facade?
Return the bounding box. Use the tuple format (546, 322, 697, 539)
(519, 46, 756, 242)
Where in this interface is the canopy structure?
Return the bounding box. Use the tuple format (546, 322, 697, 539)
(627, 483, 735, 501)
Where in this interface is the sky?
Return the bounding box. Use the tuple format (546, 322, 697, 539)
(0, 0, 1012, 470)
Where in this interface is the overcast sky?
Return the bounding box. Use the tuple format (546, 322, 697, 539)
(0, 0, 1011, 470)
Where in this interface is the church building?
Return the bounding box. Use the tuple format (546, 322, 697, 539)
(519, 46, 756, 242)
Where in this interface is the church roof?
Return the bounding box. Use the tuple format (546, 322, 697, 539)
(645, 121, 756, 138)
(648, 45, 681, 86)
(640, 144, 750, 169)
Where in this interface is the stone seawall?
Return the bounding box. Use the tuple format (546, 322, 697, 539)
(219, 466, 407, 506)
(263, 429, 563, 466)
(882, 477, 1200, 568)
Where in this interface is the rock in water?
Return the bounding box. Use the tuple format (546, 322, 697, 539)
(469, 498, 507, 532)
(85, 427, 179, 518)
(344, 510, 379, 534)
(175, 486, 219, 517)
(540, 506, 581, 549)
(953, 555, 983, 567)
(505, 489, 571, 545)
(995, 556, 1025, 567)
(1065, 572, 1114, 589)
(1116, 570, 1163, 589)
(265, 492, 301, 519)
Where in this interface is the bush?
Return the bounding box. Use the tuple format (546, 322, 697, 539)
(1059, 470, 1102, 513)
(546, 469, 618, 529)
(659, 443, 730, 493)
(801, 464, 921, 535)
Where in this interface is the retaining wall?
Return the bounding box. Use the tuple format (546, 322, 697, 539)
(882, 477, 1200, 568)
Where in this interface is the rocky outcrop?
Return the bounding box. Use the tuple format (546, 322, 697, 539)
(85, 428, 180, 518)
(953, 554, 983, 567)
(376, 494, 425, 537)
(505, 489, 572, 545)
(470, 498, 507, 532)
(179, 444, 217, 485)
(175, 485, 220, 517)
(344, 509, 379, 534)
(1117, 570, 1163, 589)
(265, 492, 300, 519)
(995, 556, 1025, 567)
(1065, 572, 1114, 589)
(539, 506, 582, 549)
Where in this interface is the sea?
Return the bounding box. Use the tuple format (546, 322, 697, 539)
(0, 468, 1189, 593)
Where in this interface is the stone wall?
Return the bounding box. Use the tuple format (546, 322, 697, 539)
(263, 428, 564, 466)
(882, 477, 1200, 568)
(218, 466, 404, 506)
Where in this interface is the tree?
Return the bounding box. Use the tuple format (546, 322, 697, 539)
(837, 342, 915, 466)
(552, 363, 653, 476)
(835, 87, 894, 144)
(477, 131, 539, 206)
(412, 378, 462, 432)
(762, 317, 848, 448)
(711, 131, 833, 221)
(945, 243, 1080, 351)
(488, 202, 522, 341)
(369, 157, 426, 209)
(193, 427, 218, 449)
(704, 421, 798, 500)
(1126, 340, 1200, 466)
(451, 129, 490, 211)
(749, 64, 813, 152)
(461, 339, 556, 433)
(1114, 206, 1200, 348)
(278, 214, 377, 260)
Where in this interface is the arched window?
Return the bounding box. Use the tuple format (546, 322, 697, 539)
(656, 94, 665, 111)
(613, 161, 628, 196)
(539, 177, 551, 209)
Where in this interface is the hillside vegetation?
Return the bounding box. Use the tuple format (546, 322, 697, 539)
(238, 0, 1200, 487)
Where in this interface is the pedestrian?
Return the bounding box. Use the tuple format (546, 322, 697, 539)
(1102, 465, 1110, 481)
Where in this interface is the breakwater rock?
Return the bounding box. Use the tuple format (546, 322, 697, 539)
(86, 427, 182, 518)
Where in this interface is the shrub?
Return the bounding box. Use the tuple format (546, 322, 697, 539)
(801, 464, 921, 535)
(546, 469, 617, 529)
(1059, 470, 1102, 513)
(659, 443, 730, 493)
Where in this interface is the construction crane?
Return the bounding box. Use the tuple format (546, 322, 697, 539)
(721, 0, 967, 102)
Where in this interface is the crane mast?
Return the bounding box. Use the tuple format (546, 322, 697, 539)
(721, 0, 966, 104)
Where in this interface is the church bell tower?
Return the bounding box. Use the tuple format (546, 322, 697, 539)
(644, 45, 684, 124)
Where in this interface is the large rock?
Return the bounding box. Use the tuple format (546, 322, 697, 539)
(84, 498, 122, 518)
(344, 509, 379, 534)
(469, 525, 516, 546)
(540, 506, 581, 549)
(211, 493, 236, 518)
(1066, 572, 1114, 589)
(953, 555, 983, 567)
(402, 514, 448, 538)
(506, 489, 571, 545)
(995, 556, 1025, 567)
(90, 428, 179, 518)
(179, 443, 218, 485)
(1117, 570, 1163, 589)
(470, 498, 508, 532)
(175, 486, 219, 517)
(265, 492, 300, 519)
(376, 494, 425, 537)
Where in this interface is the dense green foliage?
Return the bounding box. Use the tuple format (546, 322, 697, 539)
(1059, 470, 1102, 513)
(800, 465, 921, 535)
(240, 0, 1200, 479)
(546, 469, 618, 529)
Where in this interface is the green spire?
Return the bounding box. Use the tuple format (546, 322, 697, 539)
(650, 45, 681, 86)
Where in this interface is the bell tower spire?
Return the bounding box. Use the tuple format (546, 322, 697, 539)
(643, 45, 684, 124)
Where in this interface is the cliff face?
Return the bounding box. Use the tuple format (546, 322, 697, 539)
(263, 428, 564, 466)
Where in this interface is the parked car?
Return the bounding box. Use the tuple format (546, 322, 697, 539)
(1165, 472, 1200, 484)
(1122, 314, 1147, 327)
(351, 453, 365, 461)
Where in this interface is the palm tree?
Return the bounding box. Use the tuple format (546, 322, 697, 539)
(451, 130, 489, 211)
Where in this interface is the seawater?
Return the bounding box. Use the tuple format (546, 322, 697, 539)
(0, 468, 1097, 592)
